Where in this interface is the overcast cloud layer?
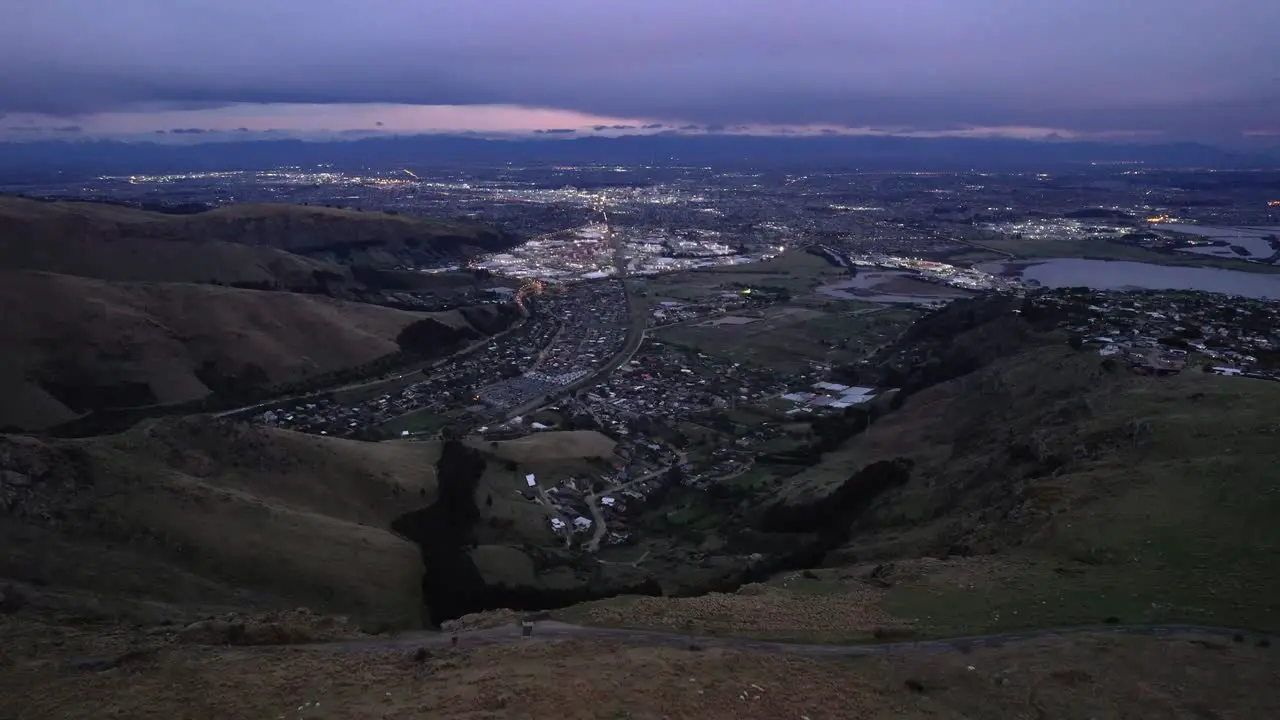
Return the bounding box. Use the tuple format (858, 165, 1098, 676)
(3, 0, 1278, 138)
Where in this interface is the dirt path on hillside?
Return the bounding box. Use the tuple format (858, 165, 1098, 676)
(301, 620, 1272, 658)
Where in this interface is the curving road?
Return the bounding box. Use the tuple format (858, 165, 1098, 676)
(301, 620, 1272, 658)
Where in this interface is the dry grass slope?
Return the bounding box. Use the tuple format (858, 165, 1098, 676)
(187, 203, 502, 253)
(0, 196, 510, 284)
(471, 431, 619, 465)
(771, 346, 1280, 635)
(0, 418, 441, 627)
(0, 196, 338, 286)
(0, 270, 442, 429)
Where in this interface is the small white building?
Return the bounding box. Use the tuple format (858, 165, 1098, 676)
(572, 517, 593, 531)
(525, 474, 537, 487)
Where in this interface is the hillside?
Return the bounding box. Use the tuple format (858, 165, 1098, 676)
(730, 301, 1280, 638)
(0, 417, 440, 627)
(0, 270, 493, 430)
(0, 196, 342, 288)
(179, 203, 518, 266)
(0, 196, 517, 287)
(797, 346, 1280, 634)
(532, 295, 1280, 644)
(1, 295, 1277, 717)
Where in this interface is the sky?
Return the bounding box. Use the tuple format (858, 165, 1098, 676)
(2, 0, 1277, 144)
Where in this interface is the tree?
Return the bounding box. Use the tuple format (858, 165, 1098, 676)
(1068, 335, 1085, 351)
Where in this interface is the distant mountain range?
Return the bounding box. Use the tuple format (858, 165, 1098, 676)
(1, 134, 1277, 177)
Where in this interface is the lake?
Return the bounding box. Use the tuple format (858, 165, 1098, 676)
(989, 259, 1280, 300)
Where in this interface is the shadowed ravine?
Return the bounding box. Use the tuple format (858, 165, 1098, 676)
(390, 442, 917, 625)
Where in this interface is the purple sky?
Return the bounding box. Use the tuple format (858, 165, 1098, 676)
(3, 0, 1277, 142)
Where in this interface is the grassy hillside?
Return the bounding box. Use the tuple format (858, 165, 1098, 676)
(0, 418, 440, 627)
(184, 203, 516, 265)
(554, 296, 1279, 643)
(0, 270, 473, 430)
(761, 342, 1280, 636)
(0, 196, 342, 287)
(0, 196, 518, 294)
(0, 197, 515, 284)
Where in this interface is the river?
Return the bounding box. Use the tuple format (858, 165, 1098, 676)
(815, 271, 971, 304)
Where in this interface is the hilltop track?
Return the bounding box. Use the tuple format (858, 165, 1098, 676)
(300, 621, 1272, 658)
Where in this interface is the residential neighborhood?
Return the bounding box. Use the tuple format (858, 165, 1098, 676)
(1029, 288, 1280, 381)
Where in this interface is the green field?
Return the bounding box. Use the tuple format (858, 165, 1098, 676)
(644, 251, 848, 301)
(378, 407, 449, 436)
(656, 304, 918, 370)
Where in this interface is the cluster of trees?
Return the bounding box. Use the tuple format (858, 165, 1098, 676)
(395, 317, 481, 355)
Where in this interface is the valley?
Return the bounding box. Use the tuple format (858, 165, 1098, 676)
(2, 172, 1279, 718)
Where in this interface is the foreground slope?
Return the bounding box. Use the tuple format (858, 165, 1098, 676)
(3, 630, 1277, 719)
(0, 418, 440, 626)
(0, 270, 472, 429)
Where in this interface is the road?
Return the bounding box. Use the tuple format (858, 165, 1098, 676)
(581, 461, 676, 552)
(300, 620, 1271, 658)
(951, 233, 1016, 260)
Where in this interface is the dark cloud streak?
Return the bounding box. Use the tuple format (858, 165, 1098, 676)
(3, 0, 1278, 137)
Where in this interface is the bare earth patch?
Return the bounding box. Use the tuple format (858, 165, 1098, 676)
(441, 608, 524, 633)
(173, 608, 366, 646)
(580, 584, 909, 642)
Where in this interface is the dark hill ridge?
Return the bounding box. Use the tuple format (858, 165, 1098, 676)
(0, 195, 524, 431)
(0, 196, 519, 287)
(0, 269, 518, 431)
(172, 203, 518, 268)
(0, 196, 337, 288)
